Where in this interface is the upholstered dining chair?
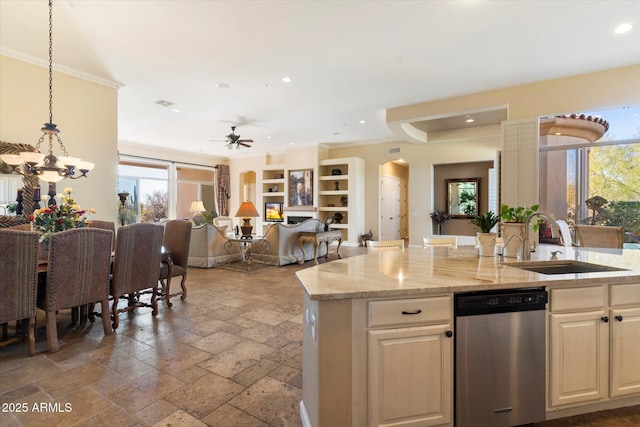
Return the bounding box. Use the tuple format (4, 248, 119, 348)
(110, 223, 164, 329)
(574, 225, 624, 249)
(0, 229, 39, 356)
(158, 219, 192, 307)
(88, 219, 116, 249)
(38, 228, 114, 353)
(367, 239, 405, 253)
(423, 236, 457, 248)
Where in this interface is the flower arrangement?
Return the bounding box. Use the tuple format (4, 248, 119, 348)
(430, 210, 451, 235)
(430, 210, 450, 224)
(29, 187, 95, 243)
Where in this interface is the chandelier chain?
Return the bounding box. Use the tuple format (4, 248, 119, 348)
(48, 0, 53, 125)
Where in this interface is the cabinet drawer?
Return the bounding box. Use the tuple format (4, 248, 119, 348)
(550, 286, 605, 312)
(368, 296, 452, 328)
(610, 283, 640, 307)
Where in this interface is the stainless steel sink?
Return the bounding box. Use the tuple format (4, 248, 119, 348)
(505, 260, 628, 275)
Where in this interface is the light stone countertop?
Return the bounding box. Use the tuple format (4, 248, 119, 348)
(296, 245, 640, 300)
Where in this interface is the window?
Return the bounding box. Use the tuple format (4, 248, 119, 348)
(539, 106, 640, 245)
(118, 157, 218, 224)
(118, 160, 169, 224)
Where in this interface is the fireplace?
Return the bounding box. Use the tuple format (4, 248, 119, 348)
(288, 216, 312, 224)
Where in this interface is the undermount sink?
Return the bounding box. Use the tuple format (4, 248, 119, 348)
(506, 260, 628, 275)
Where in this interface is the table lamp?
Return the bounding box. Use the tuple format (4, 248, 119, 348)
(235, 201, 260, 237)
(190, 200, 206, 226)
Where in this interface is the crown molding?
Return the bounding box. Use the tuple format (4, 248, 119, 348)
(1, 47, 123, 89)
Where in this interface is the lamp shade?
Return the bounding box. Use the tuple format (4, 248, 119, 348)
(190, 200, 206, 213)
(235, 201, 260, 218)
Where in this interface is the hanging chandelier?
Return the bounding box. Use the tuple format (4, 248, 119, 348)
(0, 0, 94, 183)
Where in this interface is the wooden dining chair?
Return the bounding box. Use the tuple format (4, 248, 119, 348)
(158, 219, 192, 307)
(367, 239, 405, 253)
(110, 223, 164, 329)
(0, 229, 39, 356)
(423, 236, 457, 248)
(38, 228, 114, 353)
(574, 225, 624, 249)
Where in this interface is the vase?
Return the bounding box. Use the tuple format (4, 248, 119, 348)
(437, 223, 444, 235)
(476, 232, 496, 257)
(501, 222, 524, 258)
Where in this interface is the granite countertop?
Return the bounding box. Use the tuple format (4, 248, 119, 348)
(296, 245, 640, 300)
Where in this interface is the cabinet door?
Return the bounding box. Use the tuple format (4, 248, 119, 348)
(368, 324, 452, 427)
(610, 307, 640, 398)
(549, 311, 609, 407)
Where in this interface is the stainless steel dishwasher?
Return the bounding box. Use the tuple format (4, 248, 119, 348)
(455, 288, 547, 427)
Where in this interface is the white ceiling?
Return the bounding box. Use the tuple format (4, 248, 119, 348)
(1, 0, 639, 160)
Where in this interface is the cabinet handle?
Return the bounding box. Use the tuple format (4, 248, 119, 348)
(445, 330, 453, 338)
(615, 315, 624, 322)
(601, 316, 609, 323)
(401, 309, 422, 315)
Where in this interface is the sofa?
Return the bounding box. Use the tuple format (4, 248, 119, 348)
(187, 224, 242, 268)
(261, 218, 327, 266)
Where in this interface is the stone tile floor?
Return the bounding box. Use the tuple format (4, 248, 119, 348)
(1, 245, 638, 426)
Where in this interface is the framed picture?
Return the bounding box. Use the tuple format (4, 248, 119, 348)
(289, 169, 313, 206)
(265, 202, 284, 222)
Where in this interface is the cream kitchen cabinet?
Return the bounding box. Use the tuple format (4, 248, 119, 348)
(609, 283, 640, 398)
(367, 297, 453, 427)
(548, 283, 640, 410)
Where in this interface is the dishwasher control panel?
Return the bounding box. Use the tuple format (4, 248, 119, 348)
(455, 288, 547, 316)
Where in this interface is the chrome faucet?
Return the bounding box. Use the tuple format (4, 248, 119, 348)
(523, 211, 559, 261)
(499, 234, 523, 258)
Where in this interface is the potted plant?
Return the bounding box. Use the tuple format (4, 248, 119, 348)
(499, 204, 539, 257)
(471, 211, 500, 256)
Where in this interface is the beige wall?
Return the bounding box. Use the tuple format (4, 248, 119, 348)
(1, 55, 119, 223)
(387, 65, 640, 124)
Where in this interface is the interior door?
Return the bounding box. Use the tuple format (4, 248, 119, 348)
(380, 176, 400, 240)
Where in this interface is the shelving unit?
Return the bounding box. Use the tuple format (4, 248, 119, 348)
(260, 165, 285, 232)
(318, 157, 364, 244)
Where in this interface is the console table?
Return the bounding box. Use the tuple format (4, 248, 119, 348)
(298, 230, 343, 265)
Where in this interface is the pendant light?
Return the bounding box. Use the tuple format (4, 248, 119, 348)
(0, 0, 94, 183)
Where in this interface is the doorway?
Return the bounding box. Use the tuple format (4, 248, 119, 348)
(379, 161, 409, 241)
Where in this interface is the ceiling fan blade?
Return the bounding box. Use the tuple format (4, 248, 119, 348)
(238, 142, 252, 148)
(238, 139, 253, 143)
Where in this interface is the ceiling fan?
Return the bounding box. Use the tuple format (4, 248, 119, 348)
(224, 126, 254, 150)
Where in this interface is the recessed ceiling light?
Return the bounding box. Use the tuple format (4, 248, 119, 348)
(171, 108, 181, 113)
(555, 132, 562, 136)
(614, 23, 633, 34)
(281, 76, 292, 83)
(290, 142, 296, 145)
(359, 120, 367, 124)
(266, 136, 273, 139)
(217, 83, 229, 89)
(466, 118, 474, 123)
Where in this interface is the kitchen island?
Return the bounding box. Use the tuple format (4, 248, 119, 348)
(296, 245, 640, 427)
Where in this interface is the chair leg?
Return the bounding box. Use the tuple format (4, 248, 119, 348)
(1, 322, 7, 340)
(111, 296, 120, 330)
(151, 285, 158, 316)
(45, 311, 59, 353)
(27, 316, 35, 356)
(180, 275, 187, 301)
(162, 277, 172, 307)
(88, 302, 96, 323)
(100, 299, 113, 335)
